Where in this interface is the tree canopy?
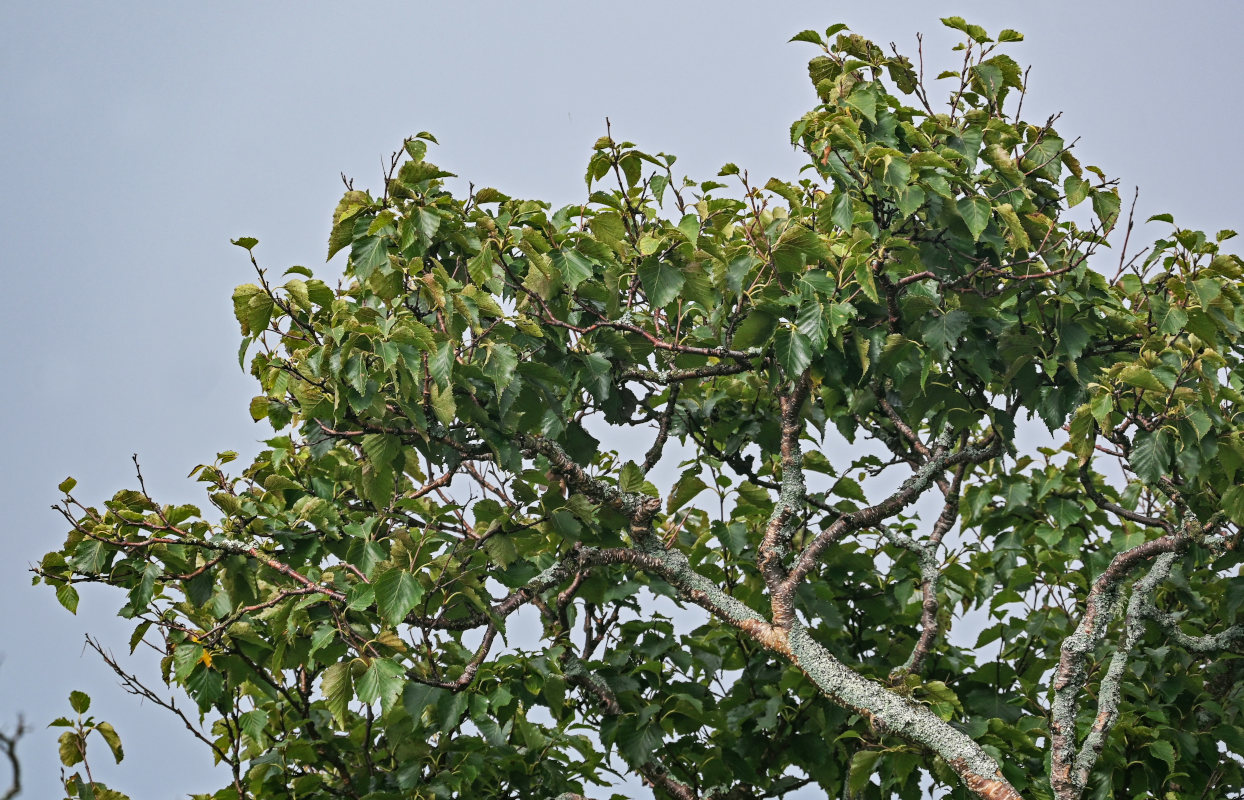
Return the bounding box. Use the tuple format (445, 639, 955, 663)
(35, 18, 1244, 800)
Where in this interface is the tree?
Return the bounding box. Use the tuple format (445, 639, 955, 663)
(34, 18, 1244, 800)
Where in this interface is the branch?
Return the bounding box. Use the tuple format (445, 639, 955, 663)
(520, 433, 661, 525)
(758, 374, 811, 627)
(0, 716, 24, 800)
(85, 635, 232, 766)
(413, 622, 499, 691)
(1068, 552, 1178, 793)
(1048, 532, 1185, 800)
(562, 653, 698, 800)
(784, 433, 1001, 590)
(891, 467, 964, 678)
(569, 545, 1024, 800)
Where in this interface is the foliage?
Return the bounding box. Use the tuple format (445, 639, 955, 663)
(50, 692, 127, 800)
(36, 19, 1244, 800)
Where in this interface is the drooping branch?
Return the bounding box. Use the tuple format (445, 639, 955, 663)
(86, 635, 233, 767)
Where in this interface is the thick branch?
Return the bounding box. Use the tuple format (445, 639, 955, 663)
(571, 544, 1023, 800)
(1048, 532, 1184, 800)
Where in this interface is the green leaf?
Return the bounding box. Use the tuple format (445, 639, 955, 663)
(483, 342, 519, 393)
(795, 300, 828, 350)
(551, 248, 595, 291)
(848, 749, 883, 795)
(1149, 295, 1188, 335)
(1064, 176, 1090, 207)
(231, 237, 258, 251)
(374, 567, 424, 625)
(1130, 429, 1174, 484)
(59, 730, 85, 767)
(1221, 485, 1244, 527)
(320, 661, 354, 723)
(668, 469, 708, 513)
(430, 383, 456, 425)
(733, 310, 776, 350)
(1118, 365, 1166, 394)
(239, 709, 269, 743)
(844, 85, 876, 123)
(1150, 739, 1176, 771)
(361, 433, 401, 469)
(789, 29, 825, 46)
(957, 196, 991, 241)
(638, 258, 685, 308)
(1092, 188, 1121, 228)
(923, 309, 970, 357)
(95, 721, 124, 764)
(56, 583, 80, 614)
(59, 476, 77, 494)
(69, 690, 91, 714)
(350, 235, 390, 279)
(775, 327, 813, 376)
(831, 192, 854, 230)
(356, 658, 405, 708)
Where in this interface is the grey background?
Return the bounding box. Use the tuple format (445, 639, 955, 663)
(2, 2, 1241, 797)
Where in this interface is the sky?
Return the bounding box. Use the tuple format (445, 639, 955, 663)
(2, 2, 1242, 797)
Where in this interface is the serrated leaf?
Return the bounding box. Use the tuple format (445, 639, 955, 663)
(356, 658, 405, 708)
(430, 383, 456, 425)
(483, 342, 519, 393)
(853, 258, 879, 303)
(638, 258, 685, 308)
(69, 690, 91, 714)
(1118, 365, 1166, 394)
(361, 433, 401, 469)
(239, 709, 268, 743)
(57, 583, 80, 614)
(733, 310, 776, 350)
(848, 749, 883, 794)
(374, 567, 424, 625)
(350, 235, 390, 279)
(231, 237, 258, 251)
(1092, 188, 1121, 228)
(668, 469, 708, 513)
(321, 661, 354, 723)
(957, 196, 991, 241)
(1130, 429, 1174, 484)
(775, 327, 813, 376)
(789, 29, 824, 46)
(59, 476, 77, 494)
(59, 730, 85, 766)
(923, 309, 970, 357)
(1221, 485, 1244, 527)
(551, 248, 595, 291)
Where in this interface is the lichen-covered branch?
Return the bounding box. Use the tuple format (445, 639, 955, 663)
(890, 467, 964, 678)
(1049, 531, 1186, 800)
(572, 544, 1024, 800)
(784, 433, 1001, 589)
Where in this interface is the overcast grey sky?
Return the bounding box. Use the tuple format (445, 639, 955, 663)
(2, 3, 1242, 797)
